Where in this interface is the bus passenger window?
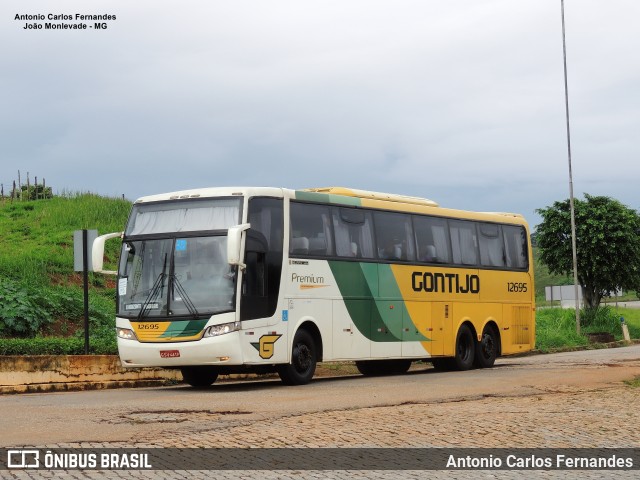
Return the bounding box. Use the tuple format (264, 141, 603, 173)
(413, 215, 451, 264)
(332, 207, 374, 259)
(290, 202, 333, 257)
(479, 223, 506, 268)
(450, 220, 478, 266)
(373, 211, 415, 262)
(503, 225, 529, 269)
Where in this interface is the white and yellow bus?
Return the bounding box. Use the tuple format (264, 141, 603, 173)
(93, 186, 535, 387)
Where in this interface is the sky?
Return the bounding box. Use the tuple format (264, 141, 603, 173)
(1, 0, 639, 229)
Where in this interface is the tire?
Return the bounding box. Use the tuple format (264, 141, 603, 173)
(430, 358, 452, 371)
(385, 359, 412, 375)
(278, 329, 317, 385)
(355, 360, 378, 376)
(180, 366, 218, 387)
(452, 324, 476, 371)
(474, 326, 498, 369)
(356, 359, 412, 376)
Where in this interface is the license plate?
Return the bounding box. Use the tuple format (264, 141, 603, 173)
(160, 350, 180, 358)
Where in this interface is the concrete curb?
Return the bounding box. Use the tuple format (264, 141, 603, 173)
(0, 355, 181, 395)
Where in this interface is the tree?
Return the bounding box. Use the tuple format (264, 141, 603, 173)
(536, 194, 640, 310)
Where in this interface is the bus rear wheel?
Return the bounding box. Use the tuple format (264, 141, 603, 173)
(278, 329, 317, 385)
(453, 324, 475, 371)
(181, 366, 219, 387)
(474, 326, 498, 368)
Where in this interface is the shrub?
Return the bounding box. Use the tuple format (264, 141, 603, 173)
(535, 308, 587, 351)
(0, 329, 117, 355)
(0, 278, 53, 338)
(580, 306, 621, 334)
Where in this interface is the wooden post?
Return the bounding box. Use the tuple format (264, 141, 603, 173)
(43, 178, 46, 199)
(12, 180, 16, 202)
(26, 172, 30, 201)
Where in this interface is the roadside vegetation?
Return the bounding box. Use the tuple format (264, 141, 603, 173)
(0, 193, 130, 354)
(0, 193, 638, 356)
(535, 306, 640, 352)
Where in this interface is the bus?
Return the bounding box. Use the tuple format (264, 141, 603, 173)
(92, 186, 535, 387)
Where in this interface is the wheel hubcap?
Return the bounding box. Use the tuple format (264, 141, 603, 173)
(294, 344, 312, 372)
(481, 334, 494, 359)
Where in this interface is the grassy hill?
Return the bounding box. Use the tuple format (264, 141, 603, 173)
(0, 194, 130, 282)
(0, 195, 131, 349)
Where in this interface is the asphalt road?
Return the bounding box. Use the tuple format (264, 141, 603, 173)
(2, 345, 639, 448)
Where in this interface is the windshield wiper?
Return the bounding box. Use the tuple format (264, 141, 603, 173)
(170, 275, 199, 317)
(136, 253, 168, 321)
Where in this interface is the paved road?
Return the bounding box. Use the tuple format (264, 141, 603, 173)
(1, 345, 639, 479)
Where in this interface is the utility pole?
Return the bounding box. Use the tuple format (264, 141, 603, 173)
(561, 0, 581, 333)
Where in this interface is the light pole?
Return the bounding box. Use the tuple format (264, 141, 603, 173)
(560, 0, 581, 333)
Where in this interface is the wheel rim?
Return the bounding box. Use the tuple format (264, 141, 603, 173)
(293, 342, 312, 374)
(481, 333, 495, 360)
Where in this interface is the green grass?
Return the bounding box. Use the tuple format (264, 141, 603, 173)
(535, 308, 588, 351)
(0, 194, 130, 283)
(0, 195, 130, 351)
(535, 306, 640, 352)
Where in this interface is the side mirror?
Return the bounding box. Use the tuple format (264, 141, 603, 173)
(227, 223, 250, 269)
(92, 232, 123, 275)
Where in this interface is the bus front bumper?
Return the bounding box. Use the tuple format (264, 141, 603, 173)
(117, 331, 244, 368)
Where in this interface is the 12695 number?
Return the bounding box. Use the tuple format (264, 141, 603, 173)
(507, 282, 528, 293)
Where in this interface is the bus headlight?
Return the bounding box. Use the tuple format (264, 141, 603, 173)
(117, 328, 138, 340)
(203, 322, 240, 338)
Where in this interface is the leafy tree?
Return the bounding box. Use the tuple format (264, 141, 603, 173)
(536, 194, 640, 310)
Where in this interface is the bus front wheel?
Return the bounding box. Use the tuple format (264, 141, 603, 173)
(181, 366, 219, 387)
(278, 329, 317, 386)
(453, 324, 475, 371)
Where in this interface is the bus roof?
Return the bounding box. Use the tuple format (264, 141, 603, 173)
(303, 187, 439, 207)
(131, 186, 526, 225)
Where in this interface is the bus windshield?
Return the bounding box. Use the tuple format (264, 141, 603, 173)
(118, 236, 235, 318)
(125, 198, 241, 236)
(117, 198, 242, 319)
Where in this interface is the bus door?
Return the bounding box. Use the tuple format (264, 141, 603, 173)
(429, 302, 450, 356)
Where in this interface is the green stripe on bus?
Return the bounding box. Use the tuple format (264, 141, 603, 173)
(329, 261, 430, 343)
(294, 191, 361, 206)
(328, 261, 401, 342)
(160, 319, 208, 338)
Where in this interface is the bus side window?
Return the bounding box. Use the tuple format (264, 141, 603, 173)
(373, 211, 415, 261)
(332, 207, 375, 259)
(503, 225, 529, 269)
(413, 215, 451, 264)
(479, 223, 506, 268)
(290, 202, 334, 257)
(450, 220, 478, 266)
